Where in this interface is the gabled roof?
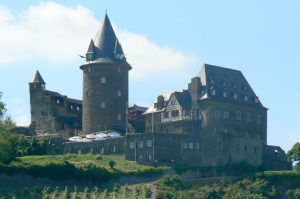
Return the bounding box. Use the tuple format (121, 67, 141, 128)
(29, 70, 45, 84)
(86, 14, 126, 63)
(173, 90, 191, 109)
(199, 64, 264, 107)
(144, 92, 172, 114)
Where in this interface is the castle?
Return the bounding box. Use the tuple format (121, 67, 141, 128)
(29, 14, 290, 169)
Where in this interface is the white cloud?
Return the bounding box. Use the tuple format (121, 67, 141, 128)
(0, 2, 196, 77)
(0, 2, 197, 125)
(116, 28, 196, 80)
(0, 2, 99, 63)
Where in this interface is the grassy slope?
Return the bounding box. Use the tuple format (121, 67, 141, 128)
(11, 154, 161, 174)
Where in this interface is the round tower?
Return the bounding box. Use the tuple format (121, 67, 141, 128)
(80, 14, 131, 134)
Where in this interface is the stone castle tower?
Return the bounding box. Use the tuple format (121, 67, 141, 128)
(29, 70, 47, 129)
(80, 14, 132, 134)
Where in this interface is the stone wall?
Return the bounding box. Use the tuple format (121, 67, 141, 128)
(63, 137, 124, 155)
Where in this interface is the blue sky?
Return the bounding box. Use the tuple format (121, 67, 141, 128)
(0, 0, 299, 151)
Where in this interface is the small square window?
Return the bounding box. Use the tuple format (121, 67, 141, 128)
(233, 93, 238, 99)
(211, 90, 216, 96)
(129, 142, 135, 149)
(138, 141, 143, 148)
(100, 102, 106, 109)
(147, 140, 152, 147)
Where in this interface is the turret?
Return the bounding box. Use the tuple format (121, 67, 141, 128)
(29, 70, 46, 91)
(29, 70, 46, 129)
(80, 14, 131, 134)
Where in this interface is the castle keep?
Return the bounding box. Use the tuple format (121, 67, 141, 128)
(80, 14, 131, 134)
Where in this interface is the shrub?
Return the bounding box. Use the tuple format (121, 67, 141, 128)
(108, 160, 116, 170)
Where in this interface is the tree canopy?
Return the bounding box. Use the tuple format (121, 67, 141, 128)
(287, 142, 300, 165)
(0, 92, 6, 120)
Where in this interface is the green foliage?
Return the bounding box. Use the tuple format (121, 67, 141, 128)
(108, 160, 116, 170)
(63, 186, 70, 199)
(287, 142, 300, 166)
(0, 92, 6, 120)
(0, 154, 165, 183)
(0, 129, 17, 163)
(0, 116, 16, 131)
(143, 185, 152, 198)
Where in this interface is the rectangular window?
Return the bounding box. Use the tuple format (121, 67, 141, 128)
(244, 95, 248, 102)
(129, 142, 135, 149)
(257, 114, 262, 124)
(189, 143, 193, 149)
(214, 110, 220, 119)
(195, 143, 200, 149)
(183, 142, 187, 149)
(211, 90, 216, 96)
(236, 111, 242, 120)
(118, 113, 121, 121)
(233, 93, 238, 99)
(223, 111, 230, 119)
(246, 112, 252, 122)
(138, 141, 143, 148)
(171, 110, 179, 117)
(100, 102, 106, 109)
(147, 140, 152, 147)
(101, 77, 106, 84)
(118, 90, 121, 96)
(223, 91, 227, 98)
(101, 147, 104, 154)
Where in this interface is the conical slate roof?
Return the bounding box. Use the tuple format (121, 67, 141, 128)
(30, 70, 45, 84)
(86, 14, 125, 62)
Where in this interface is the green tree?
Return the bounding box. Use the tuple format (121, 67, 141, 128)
(287, 142, 300, 168)
(0, 92, 6, 120)
(0, 129, 17, 163)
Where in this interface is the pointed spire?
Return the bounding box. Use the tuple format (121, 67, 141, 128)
(30, 70, 45, 84)
(88, 13, 126, 62)
(87, 39, 95, 53)
(86, 39, 95, 61)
